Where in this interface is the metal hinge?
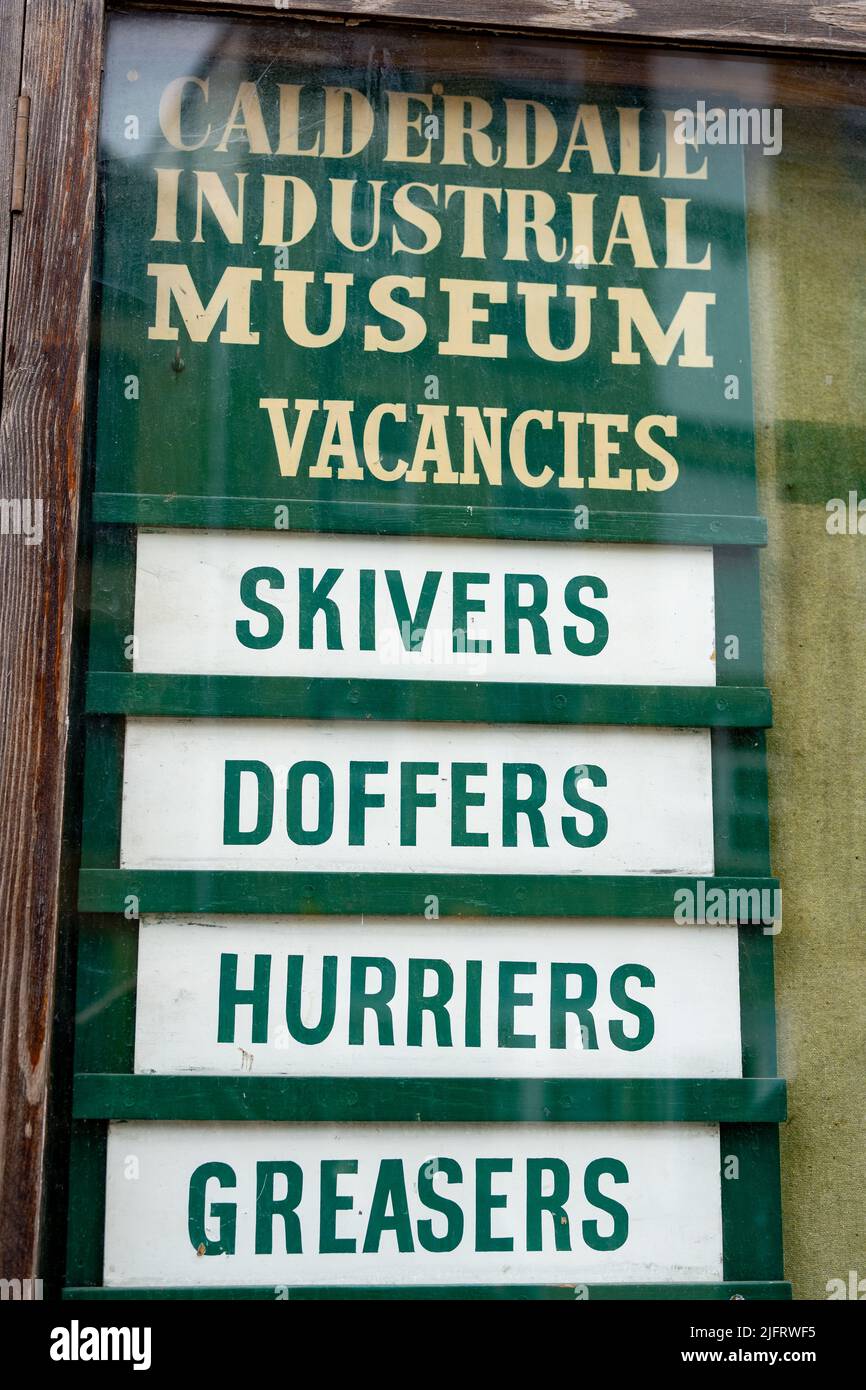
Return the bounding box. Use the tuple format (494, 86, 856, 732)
(11, 94, 30, 213)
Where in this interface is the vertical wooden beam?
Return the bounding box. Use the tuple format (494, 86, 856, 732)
(0, 0, 26, 406)
(0, 0, 104, 1279)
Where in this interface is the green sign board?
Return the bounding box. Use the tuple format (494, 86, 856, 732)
(64, 10, 786, 1304)
(92, 14, 760, 545)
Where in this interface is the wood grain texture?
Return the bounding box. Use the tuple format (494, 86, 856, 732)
(132, 0, 866, 55)
(0, 0, 104, 1279)
(0, 0, 26, 406)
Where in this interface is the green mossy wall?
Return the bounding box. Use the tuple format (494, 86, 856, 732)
(748, 109, 866, 1299)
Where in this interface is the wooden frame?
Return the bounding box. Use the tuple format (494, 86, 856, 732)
(0, 0, 104, 1284)
(0, 0, 862, 1295)
(119, 1, 866, 58)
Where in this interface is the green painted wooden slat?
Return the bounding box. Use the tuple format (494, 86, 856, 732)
(721, 1124, 785, 1282)
(92, 494, 768, 547)
(65, 1124, 108, 1288)
(63, 1281, 792, 1301)
(712, 728, 772, 878)
(713, 547, 765, 688)
(87, 525, 137, 675)
(73, 1074, 787, 1123)
(73, 917, 137, 1076)
(77, 869, 780, 918)
(738, 929, 779, 1080)
(85, 672, 773, 728)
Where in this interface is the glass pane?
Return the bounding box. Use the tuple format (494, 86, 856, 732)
(55, 7, 864, 1307)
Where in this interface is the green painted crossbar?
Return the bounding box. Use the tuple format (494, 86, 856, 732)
(85, 672, 773, 728)
(73, 1074, 787, 1123)
(92, 493, 769, 547)
(78, 869, 781, 919)
(64, 1281, 792, 1301)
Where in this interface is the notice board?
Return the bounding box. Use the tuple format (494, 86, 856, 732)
(66, 9, 786, 1299)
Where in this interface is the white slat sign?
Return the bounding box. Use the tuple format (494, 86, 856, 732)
(119, 719, 714, 874)
(131, 531, 717, 686)
(103, 1122, 724, 1288)
(134, 917, 742, 1079)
